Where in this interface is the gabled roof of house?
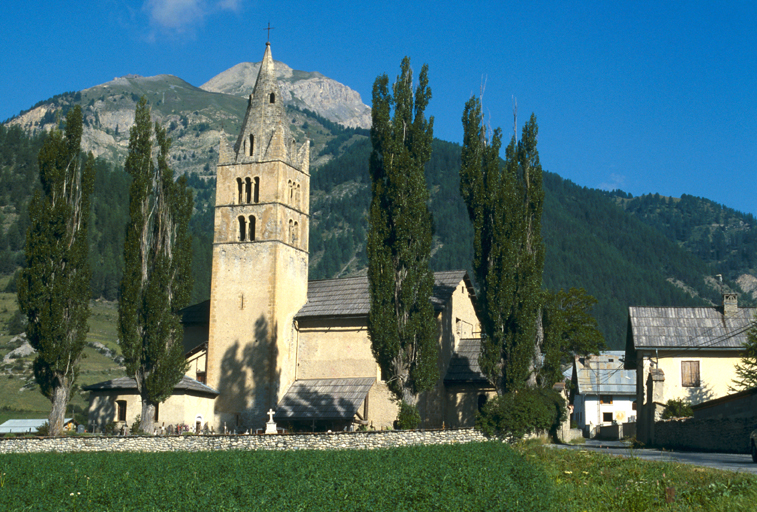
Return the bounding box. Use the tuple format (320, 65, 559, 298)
(575, 351, 636, 396)
(0, 418, 73, 433)
(274, 378, 375, 421)
(627, 306, 756, 351)
(295, 270, 475, 319)
(444, 338, 489, 385)
(82, 376, 219, 397)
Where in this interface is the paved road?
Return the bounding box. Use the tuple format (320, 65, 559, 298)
(551, 440, 757, 474)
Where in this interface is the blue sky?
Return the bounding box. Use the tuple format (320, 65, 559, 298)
(1, 1, 755, 215)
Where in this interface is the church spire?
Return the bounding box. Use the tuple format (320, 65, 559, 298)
(233, 42, 306, 170)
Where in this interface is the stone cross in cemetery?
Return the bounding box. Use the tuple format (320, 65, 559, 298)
(265, 408, 278, 434)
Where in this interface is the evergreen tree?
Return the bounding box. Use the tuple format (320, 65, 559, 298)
(731, 313, 757, 391)
(17, 106, 94, 436)
(539, 288, 606, 387)
(460, 97, 545, 393)
(367, 57, 438, 425)
(119, 98, 193, 433)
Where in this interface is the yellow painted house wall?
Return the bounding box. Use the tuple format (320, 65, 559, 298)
(638, 350, 742, 406)
(87, 392, 216, 431)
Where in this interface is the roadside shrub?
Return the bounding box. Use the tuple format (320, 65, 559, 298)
(661, 398, 693, 419)
(36, 422, 49, 436)
(477, 388, 566, 439)
(395, 401, 421, 430)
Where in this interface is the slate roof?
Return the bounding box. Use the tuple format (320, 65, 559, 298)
(0, 418, 73, 434)
(628, 306, 756, 351)
(274, 378, 375, 420)
(296, 270, 473, 319)
(574, 351, 635, 396)
(444, 338, 489, 384)
(181, 300, 210, 325)
(82, 376, 220, 396)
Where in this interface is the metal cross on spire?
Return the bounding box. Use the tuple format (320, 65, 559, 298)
(264, 22, 274, 41)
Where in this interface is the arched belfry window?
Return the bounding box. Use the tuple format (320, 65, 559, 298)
(296, 183, 301, 208)
(288, 219, 294, 245)
(288, 180, 293, 204)
(248, 215, 256, 241)
(253, 177, 260, 203)
(236, 178, 243, 204)
(269, 92, 275, 104)
(249, 134, 254, 157)
(293, 221, 299, 246)
(245, 177, 252, 204)
(238, 216, 247, 242)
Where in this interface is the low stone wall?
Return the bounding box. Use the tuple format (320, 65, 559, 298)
(0, 428, 487, 454)
(653, 417, 757, 454)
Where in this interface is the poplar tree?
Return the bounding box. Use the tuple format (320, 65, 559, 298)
(18, 105, 95, 436)
(460, 97, 545, 393)
(119, 98, 193, 433)
(732, 313, 757, 391)
(367, 57, 438, 426)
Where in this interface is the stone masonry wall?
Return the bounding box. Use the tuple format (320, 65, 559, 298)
(0, 428, 487, 455)
(653, 417, 757, 454)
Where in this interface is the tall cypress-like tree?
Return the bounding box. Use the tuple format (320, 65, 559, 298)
(731, 312, 757, 391)
(367, 57, 438, 425)
(119, 98, 193, 433)
(460, 97, 545, 393)
(18, 105, 95, 436)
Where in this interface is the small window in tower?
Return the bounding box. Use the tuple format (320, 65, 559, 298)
(248, 215, 256, 241)
(288, 219, 294, 245)
(249, 134, 254, 157)
(253, 177, 260, 203)
(269, 92, 275, 103)
(245, 177, 252, 203)
(296, 183, 301, 208)
(293, 221, 299, 246)
(236, 178, 243, 204)
(238, 216, 247, 242)
(154, 403, 159, 421)
(289, 180, 294, 203)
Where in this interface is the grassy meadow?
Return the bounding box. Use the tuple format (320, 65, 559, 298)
(0, 274, 124, 424)
(0, 442, 755, 511)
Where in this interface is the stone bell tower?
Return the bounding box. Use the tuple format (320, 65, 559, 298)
(206, 42, 310, 428)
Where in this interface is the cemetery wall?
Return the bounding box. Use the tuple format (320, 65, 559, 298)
(653, 417, 755, 454)
(0, 428, 487, 454)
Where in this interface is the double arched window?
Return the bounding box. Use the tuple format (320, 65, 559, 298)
(287, 180, 302, 209)
(288, 219, 299, 247)
(238, 215, 256, 242)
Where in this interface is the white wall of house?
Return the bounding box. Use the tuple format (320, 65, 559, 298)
(574, 394, 636, 436)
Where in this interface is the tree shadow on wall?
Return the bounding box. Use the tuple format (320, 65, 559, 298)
(215, 315, 280, 429)
(687, 382, 715, 406)
(275, 382, 367, 433)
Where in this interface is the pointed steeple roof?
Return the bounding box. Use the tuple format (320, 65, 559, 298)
(230, 43, 308, 172)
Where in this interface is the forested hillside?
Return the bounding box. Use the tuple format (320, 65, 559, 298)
(0, 120, 753, 350)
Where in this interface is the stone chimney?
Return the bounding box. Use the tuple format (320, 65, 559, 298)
(723, 293, 738, 317)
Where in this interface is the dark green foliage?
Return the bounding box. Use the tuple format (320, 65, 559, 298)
(5, 310, 25, 335)
(17, 105, 94, 435)
(661, 398, 694, 419)
(367, 58, 439, 405)
(477, 388, 566, 439)
(460, 98, 545, 392)
(731, 313, 757, 391)
(119, 98, 192, 431)
(539, 288, 606, 387)
(0, 443, 558, 511)
(396, 400, 421, 430)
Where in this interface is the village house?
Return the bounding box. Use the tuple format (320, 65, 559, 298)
(624, 292, 756, 444)
(85, 42, 491, 432)
(570, 351, 636, 437)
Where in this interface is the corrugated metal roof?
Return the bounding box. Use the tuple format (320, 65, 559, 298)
(296, 270, 472, 319)
(82, 376, 219, 396)
(0, 418, 73, 433)
(274, 378, 375, 420)
(444, 338, 489, 384)
(628, 306, 756, 350)
(575, 352, 636, 395)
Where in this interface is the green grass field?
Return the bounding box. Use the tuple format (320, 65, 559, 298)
(0, 278, 124, 422)
(0, 442, 754, 511)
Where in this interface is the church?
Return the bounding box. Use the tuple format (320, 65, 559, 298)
(86, 43, 491, 432)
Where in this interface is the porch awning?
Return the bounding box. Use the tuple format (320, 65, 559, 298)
(275, 377, 375, 421)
